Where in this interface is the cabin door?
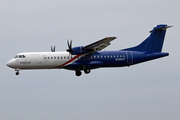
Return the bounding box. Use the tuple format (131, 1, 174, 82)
(126, 51, 133, 64)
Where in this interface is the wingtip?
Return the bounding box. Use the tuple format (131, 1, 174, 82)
(112, 36, 117, 39)
(107, 36, 117, 39)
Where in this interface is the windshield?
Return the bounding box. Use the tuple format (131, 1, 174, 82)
(14, 55, 26, 58)
(14, 55, 19, 58)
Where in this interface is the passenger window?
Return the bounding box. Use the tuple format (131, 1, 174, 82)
(44, 57, 46, 59)
(104, 56, 106, 58)
(107, 55, 109, 58)
(57, 57, 59, 59)
(51, 57, 53, 59)
(61, 57, 63, 59)
(48, 57, 50, 59)
(54, 57, 56, 59)
(94, 56, 96, 58)
(101, 56, 103, 58)
(117, 55, 119, 58)
(64, 57, 66, 59)
(111, 55, 113, 58)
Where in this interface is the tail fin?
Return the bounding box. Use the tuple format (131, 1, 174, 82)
(123, 24, 172, 52)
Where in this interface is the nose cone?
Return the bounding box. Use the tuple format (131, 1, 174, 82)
(6, 60, 14, 68)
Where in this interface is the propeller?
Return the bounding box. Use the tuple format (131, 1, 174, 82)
(51, 45, 56, 52)
(66, 40, 73, 54)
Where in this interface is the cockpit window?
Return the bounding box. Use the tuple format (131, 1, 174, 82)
(14, 55, 19, 58)
(14, 55, 26, 59)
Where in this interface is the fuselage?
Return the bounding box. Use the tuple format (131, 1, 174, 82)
(6, 50, 169, 71)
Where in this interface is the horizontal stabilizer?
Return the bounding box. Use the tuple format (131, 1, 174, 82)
(149, 25, 172, 33)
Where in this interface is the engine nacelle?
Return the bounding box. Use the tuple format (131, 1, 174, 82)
(70, 46, 89, 55)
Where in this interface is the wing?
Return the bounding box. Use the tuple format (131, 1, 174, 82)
(66, 37, 117, 55)
(84, 37, 117, 52)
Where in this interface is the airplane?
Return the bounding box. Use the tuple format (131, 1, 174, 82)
(6, 24, 171, 76)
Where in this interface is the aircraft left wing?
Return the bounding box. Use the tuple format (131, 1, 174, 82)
(66, 37, 117, 55)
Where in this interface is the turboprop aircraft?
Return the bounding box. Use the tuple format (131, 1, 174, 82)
(6, 24, 171, 76)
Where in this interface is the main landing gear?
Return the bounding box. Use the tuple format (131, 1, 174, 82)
(75, 67, 91, 76)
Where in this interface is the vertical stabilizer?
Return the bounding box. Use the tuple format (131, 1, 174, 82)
(123, 24, 172, 52)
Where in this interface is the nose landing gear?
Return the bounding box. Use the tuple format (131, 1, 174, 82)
(16, 71, 19, 75)
(15, 69, 20, 75)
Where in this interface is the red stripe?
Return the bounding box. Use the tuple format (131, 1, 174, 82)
(52, 54, 82, 69)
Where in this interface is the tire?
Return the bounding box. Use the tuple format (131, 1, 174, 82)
(84, 68, 91, 74)
(16, 71, 19, 75)
(75, 70, 82, 76)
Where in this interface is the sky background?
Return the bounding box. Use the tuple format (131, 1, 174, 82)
(1, 0, 180, 120)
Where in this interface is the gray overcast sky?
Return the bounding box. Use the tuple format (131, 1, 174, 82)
(1, 0, 180, 120)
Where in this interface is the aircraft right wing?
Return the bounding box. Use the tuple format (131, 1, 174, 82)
(84, 37, 117, 52)
(66, 37, 117, 55)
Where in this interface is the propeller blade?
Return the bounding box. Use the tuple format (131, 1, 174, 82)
(54, 45, 56, 52)
(51, 45, 55, 52)
(67, 40, 72, 49)
(67, 40, 73, 54)
(70, 40, 72, 49)
(51, 46, 53, 52)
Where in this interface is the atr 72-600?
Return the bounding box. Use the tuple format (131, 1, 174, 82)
(6, 24, 171, 76)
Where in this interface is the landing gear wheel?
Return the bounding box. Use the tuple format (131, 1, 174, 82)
(15, 71, 19, 75)
(75, 70, 82, 76)
(84, 68, 91, 74)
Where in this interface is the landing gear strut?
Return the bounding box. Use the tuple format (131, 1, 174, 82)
(75, 70, 82, 76)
